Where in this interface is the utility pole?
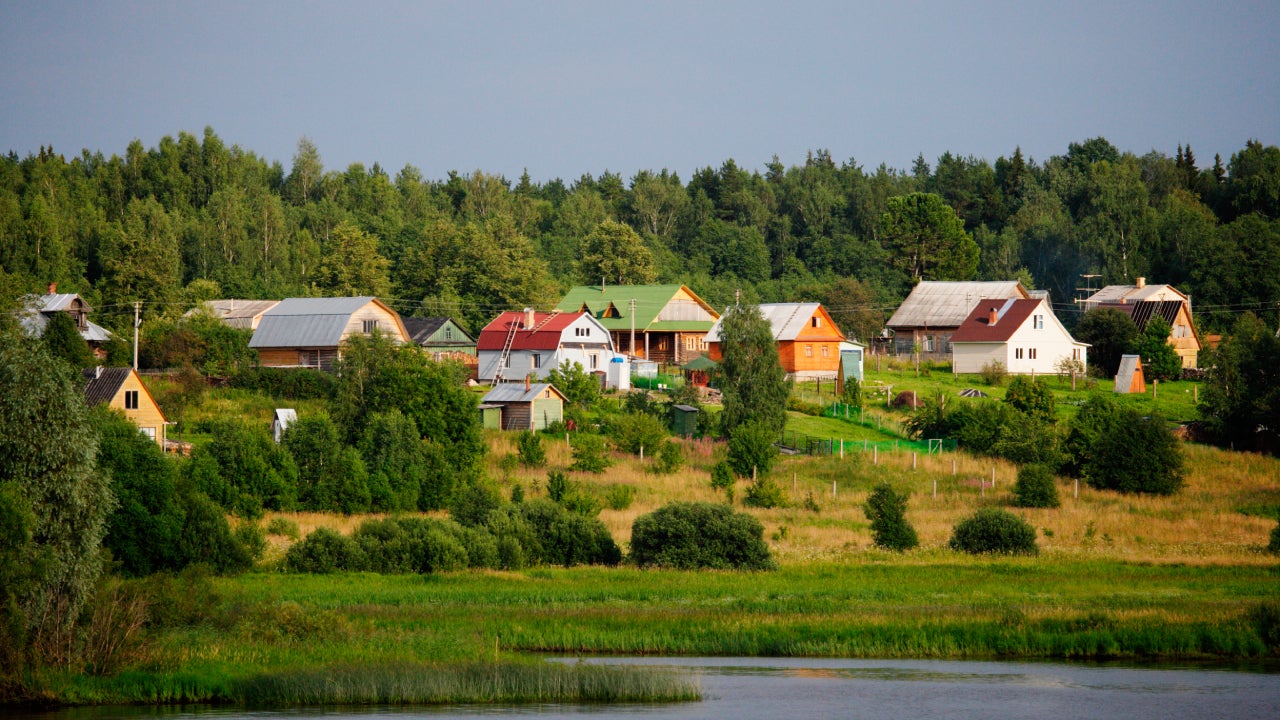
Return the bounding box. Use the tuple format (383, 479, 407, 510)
(629, 298, 636, 358)
(133, 301, 141, 371)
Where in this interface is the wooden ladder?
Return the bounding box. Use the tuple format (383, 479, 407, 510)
(491, 315, 522, 384)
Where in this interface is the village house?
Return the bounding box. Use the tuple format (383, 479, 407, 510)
(476, 308, 629, 387)
(188, 299, 281, 330)
(402, 316, 477, 361)
(555, 284, 720, 365)
(949, 297, 1088, 375)
(886, 280, 1032, 357)
(480, 380, 567, 431)
(1082, 278, 1200, 369)
(248, 296, 410, 370)
(21, 284, 114, 359)
(704, 303, 846, 379)
(81, 366, 168, 448)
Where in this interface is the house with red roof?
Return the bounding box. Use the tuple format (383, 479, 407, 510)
(476, 308, 629, 388)
(950, 298, 1088, 375)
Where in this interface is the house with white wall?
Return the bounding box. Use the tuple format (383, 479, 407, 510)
(949, 298, 1087, 375)
(476, 309, 629, 388)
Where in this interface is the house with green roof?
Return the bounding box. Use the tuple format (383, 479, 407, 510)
(555, 284, 720, 365)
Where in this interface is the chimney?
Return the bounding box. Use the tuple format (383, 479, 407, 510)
(47, 282, 56, 294)
(523, 307, 535, 328)
(95, 365, 102, 379)
(987, 306, 999, 326)
(1136, 277, 1146, 289)
(525, 374, 531, 392)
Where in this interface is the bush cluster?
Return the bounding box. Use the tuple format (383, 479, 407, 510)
(629, 502, 774, 570)
(230, 367, 337, 400)
(1012, 464, 1060, 508)
(863, 482, 919, 551)
(949, 508, 1039, 555)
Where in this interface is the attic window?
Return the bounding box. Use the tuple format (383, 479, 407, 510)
(601, 303, 621, 318)
(444, 326, 453, 340)
(363, 319, 379, 333)
(125, 390, 139, 410)
(1033, 315, 1044, 329)
(812, 317, 821, 328)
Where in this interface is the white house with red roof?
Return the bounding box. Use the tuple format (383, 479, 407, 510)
(476, 308, 629, 387)
(949, 298, 1087, 375)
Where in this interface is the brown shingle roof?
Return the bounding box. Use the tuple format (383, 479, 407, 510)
(948, 299, 1042, 343)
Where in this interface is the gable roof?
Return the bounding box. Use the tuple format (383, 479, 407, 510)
(482, 382, 566, 404)
(41, 293, 90, 313)
(19, 293, 113, 343)
(1084, 282, 1188, 306)
(705, 303, 843, 343)
(476, 311, 586, 352)
(555, 284, 718, 332)
(249, 297, 404, 348)
(402, 317, 475, 345)
(949, 298, 1045, 343)
(193, 299, 281, 328)
(1102, 300, 1184, 332)
(82, 367, 133, 406)
(887, 281, 1030, 329)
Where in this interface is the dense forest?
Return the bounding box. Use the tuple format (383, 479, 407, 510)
(2, 129, 1278, 340)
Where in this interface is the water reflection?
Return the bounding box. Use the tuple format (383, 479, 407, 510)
(12, 657, 1280, 720)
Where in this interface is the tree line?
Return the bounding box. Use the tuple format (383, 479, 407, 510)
(2, 130, 1278, 340)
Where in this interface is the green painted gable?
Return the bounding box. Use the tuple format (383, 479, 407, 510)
(555, 284, 717, 333)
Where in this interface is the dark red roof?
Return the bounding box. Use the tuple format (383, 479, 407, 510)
(949, 299, 1043, 343)
(476, 311, 584, 351)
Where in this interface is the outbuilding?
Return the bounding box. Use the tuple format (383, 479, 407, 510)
(481, 381, 567, 431)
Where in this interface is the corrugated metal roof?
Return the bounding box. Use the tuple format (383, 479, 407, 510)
(263, 297, 376, 316)
(41, 293, 87, 313)
(250, 314, 352, 348)
(556, 284, 717, 331)
(482, 383, 564, 403)
(886, 281, 1029, 329)
(705, 303, 840, 343)
(194, 299, 281, 322)
(1085, 283, 1187, 306)
(81, 367, 131, 406)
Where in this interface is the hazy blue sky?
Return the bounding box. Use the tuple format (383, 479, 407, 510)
(2, 1, 1277, 182)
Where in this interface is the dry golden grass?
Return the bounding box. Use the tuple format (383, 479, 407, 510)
(254, 431, 1279, 568)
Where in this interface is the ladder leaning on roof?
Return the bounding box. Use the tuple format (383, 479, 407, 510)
(491, 316, 522, 384)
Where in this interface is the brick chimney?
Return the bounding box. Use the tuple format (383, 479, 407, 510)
(1136, 276, 1146, 289)
(523, 307, 535, 329)
(47, 282, 56, 294)
(525, 374, 531, 391)
(987, 306, 999, 326)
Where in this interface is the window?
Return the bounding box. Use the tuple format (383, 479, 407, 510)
(590, 354, 599, 369)
(575, 327, 589, 337)
(811, 316, 821, 328)
(1015, 348, 1024, 360)
(532, 354, 541, 369)
(1033, 315, 1044, 329)
(362, 319, 379, 333)
(139, 427, 155, 440)
(298, 350, 321, 368)
(821, 345, 829, 357)
(924, 336, 935, 353)
(444, 326, 453, 340)
(124, 390, 139, 409)
(1073, 348, 1081, 360)
(805, 344, 813, 357)
(1029, 348, 1038, 359)
(504, 355, 512, 368)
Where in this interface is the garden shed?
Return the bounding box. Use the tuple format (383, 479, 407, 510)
(1115, 354, 1146, 394)
(481, 382, 567, 431)
(477, 403, 503, 430)
(671, 404, 700, 437)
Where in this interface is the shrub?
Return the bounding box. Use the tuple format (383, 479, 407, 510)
(569, 433, 612, 473)
(1066, 397, 1185, 495)
(710, 461, 735, 502)
(1004, 376, 1055, 421)
(609, 412, 669, 455)
(605, 484, 636, 511)
(727, 419, 778, 478)
(176, 488, 254, 574)
(233, 522, 267, 562)
(285, 528, 366, 573)
(743, 476, 787, 509)
(651, 440, 685, 474)
(230, 367, 337, 400)
(786, 396, 825, 416)
(450, 481, 501, 527)
(516, 430, 546, 468)
(949, 508, 1039, 555)
(1013, 464, 1060, 508)
(509, 499, 621, 567)
(840, 376, 862, 407)
(267, 517, 300, 539)
(863, 482, 919, 551)
(546, 470, 569, 503)
(630, 502, 774, 570)
(1269, 519, 1280, 555)
(980, 360, 1007, 386)
(547, 359, 601, 407)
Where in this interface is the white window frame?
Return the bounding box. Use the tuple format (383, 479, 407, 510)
(362, 319, 379, 333)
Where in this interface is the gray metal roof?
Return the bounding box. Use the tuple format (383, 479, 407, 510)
(249, 296, 376, 348)
(705, 303, 830, 343)
(20, 304, 113, 343)
(886, 281, 1029, 330)
(482, 383, 563, 403)
(191, 299, 281, 328)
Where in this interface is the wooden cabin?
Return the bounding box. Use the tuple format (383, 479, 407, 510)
(481, 381, 566, 431)
(556, 284, 720, 365)
(82, 367, 168, 448)
(704, 303, 845, 379)
(249, 297, 409, 370)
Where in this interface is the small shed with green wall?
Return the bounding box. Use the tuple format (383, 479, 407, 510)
(481, 382, 567, 431)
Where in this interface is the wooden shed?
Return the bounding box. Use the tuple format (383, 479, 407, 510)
(671, 404, 700, 438)
(481, 382, 567, 431)
(477, 403, 503, 430)
(1115, 354, 1146, 394)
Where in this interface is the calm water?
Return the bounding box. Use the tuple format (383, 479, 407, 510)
(13, 658, 1280, 720)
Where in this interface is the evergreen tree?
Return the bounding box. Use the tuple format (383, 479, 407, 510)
(1133, 315, 1182, 381)
(863, 482, 919, 551)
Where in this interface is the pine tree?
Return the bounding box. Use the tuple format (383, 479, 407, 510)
(717, 303, 788, 438)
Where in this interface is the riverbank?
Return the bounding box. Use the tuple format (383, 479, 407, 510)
(24, 558, 1278, 705)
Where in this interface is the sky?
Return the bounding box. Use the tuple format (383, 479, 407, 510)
(2, 1, 1278, 183)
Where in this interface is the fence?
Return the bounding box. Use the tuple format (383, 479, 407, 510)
(778, 429, 955, 457)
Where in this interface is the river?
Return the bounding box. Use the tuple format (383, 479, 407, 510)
(13, 657, 1280, 720)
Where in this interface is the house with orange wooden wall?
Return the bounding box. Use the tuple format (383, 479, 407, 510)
(705, 303, 845, 378)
